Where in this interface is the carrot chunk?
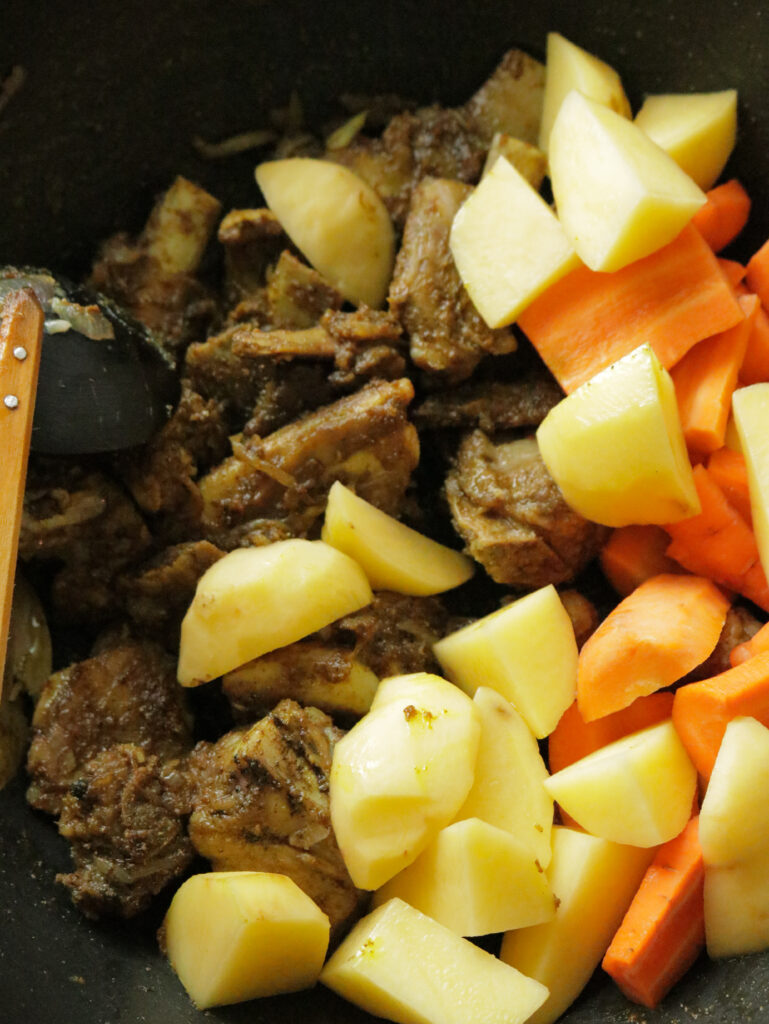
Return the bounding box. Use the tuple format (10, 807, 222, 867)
(717, 258, 746, 287)
(739, 299, 769, 384)
(603, 816, 704, 1009)
(672, 649, 769, 778)
(746, 237, 769, 308)
(518, 224, 744, 393)
(600, 525, 683, 597)
(730, 619, 769, 668)
(692, 179, 751, 252)
(577, 573, 729, 722)
(706, 448, 752, 524)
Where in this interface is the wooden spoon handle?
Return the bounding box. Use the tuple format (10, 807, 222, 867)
(0, 289, 43, 694)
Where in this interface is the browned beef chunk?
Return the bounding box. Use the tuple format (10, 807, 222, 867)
(389, 177, 516, 382)
(414, 370, 563, 433)
(320, 307, 407, 387)
(20, 465, 152, 624)
(188, 699, 365, 935)
(223, 592, 449, 720)
(199, 379, 419, 547)
(463, 48, 546, 145)
(217, 208, 288, 304)
(27, 643, 192, 815)
(446, 432, 608, 588)
(56, 744, 192, 919)
(121, 540, 225, 647)
(685, 605, 763, 682)
(264, 250, 344, 329)
(328, 106, 486, 227)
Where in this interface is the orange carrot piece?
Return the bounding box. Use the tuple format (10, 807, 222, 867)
(746, 238, 769, 308)
(718, 258, 746, 287)
(740, 299, 769, 384)
(664, 465, 769, 612)
(730, 620, 769, 667)
(691, 179, 751, 252)
(517, 224, 744, 394)
(672, 649, 769, 778)
(600, 525, 683, 597)
(577, 574, 729, 722)
(707, 448, 752, 524)
(603, 816, 704, 1009)
(671, 294, 755, 458)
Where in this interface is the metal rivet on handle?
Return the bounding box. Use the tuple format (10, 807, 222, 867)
(4, 395, 19, 409)
(12, 346, 27, 361)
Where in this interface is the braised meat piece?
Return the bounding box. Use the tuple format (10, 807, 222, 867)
(685, 604, 763, 682)
(328, 106, 486, 227)
(389, 177, 516, 382)
(90, 177, 221, 354)
(320, 307, 407, 387)
(558, 590, 601, 649)
(121, 540, 225, 648)
(264, 250, 344, 329)
(414, 370, 563, 433)
(446, 432, 608, 588)
(199, 378, 419, 547)
(27, 643, 192, 815)
(188, 699, 365, 934)
(463, 48, 545, 145)
(57, 744, 193, 919)
(20, 466, 152, 624)
(223, 591, 450, 720)
(218, 208, 288, 304)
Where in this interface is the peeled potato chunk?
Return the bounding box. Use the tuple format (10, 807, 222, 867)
(163, 871, 330, 1009)
(372, 818, 556, 936)
(550, 90, 706, 272)
(321, 897, 548, 1024)
(635, 90, 737, 191)
(732, 384, 769, 580)
(539, 31, 631, 152)
(449, 156, 579, 329)
(543, 721, 697, 848)
(330, 673, 480, 890)
(256, 157, 395, 307)
(321, 481, 473, 595)
(433, 585, 578, 739)
(177, 539, 372, 685)
(537, 343, 700, 527)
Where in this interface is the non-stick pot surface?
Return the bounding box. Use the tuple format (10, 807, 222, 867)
(2, 2, 769, 1022)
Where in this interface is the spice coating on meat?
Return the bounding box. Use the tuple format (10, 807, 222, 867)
(27, 643, 192, 816)
(188, 699, 365, 934)
(57, 743, 193, 919)
(389, 177, 516, 382)
(446, 431, 608, 588)
(414, 370, 563, 433)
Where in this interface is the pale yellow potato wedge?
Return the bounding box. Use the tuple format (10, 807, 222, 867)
(482, 133, 547, 189)
(163, 871, 330, 1009)
(433, 585, 577, 739)
(256, 157, 395, 307)
(321, 481, 473, 595)
(732, 384, 769, 579)
(537, 343, 700, 526)
(454, 687, 553, 868)
(543, 721, 697, 848)
(500, 827, 654, 1024)
(330, 673, 480, 890)
(321, 897, 548, 1024)
(704, 851, 769, 958)
(635, 90, 737, 190)
(142, 176, 222, 274)
(539, 32, 631, 153)
(449, 156, 579, 329)
(550, 90, 706, 272)
(177, 539, 372, 685)
(372, 818, 555, 936)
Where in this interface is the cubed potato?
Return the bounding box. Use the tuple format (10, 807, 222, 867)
(321, 481, 473, 595)
(539, 32, 631, 153)
(372, 818, 555, 936)
(449, 156, 579, 329)
(256, 157, 395, 307)
(537, 343, 700, 526)
(732, 384, 769, 579)
(433, 585, 578, 739)
(500, 827, 654, 1024)
(321, 897, 548, 1024)
(454, 687, 553, 868)
(482, 133, 547, 190)
(635, 90, 737, 191)
(543, 721, 697, 848)
(330, 673, 480, 889)
(550, 90, 706, 272)
(703, 851, 769, 958)
(142, 176, 222, 274)
(163, 871, 330, 1009)
(177, 539, 372, 685)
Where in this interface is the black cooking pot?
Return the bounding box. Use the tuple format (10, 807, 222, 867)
(2, 2, 768, 1022)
